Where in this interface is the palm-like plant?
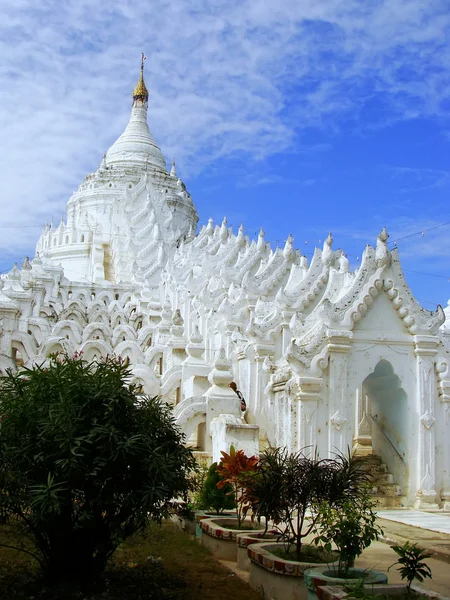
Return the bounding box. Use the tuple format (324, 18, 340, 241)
(244, 448, 372, 561)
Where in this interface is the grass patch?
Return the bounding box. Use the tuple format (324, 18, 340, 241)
(0, 520, 262, 600)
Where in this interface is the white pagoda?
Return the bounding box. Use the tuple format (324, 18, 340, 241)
(1, 58, 450, 510)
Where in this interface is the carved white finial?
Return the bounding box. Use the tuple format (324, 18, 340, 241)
(206, 347, 234, 390)
(190, 324, 203, 344)
(172, 308, 184, 327)
(339, 253, 350, 273)
(219, 217, 228, 242)
(379, 227, 389, 243)
(170, 160, 177, 177)
(376, 227, 391, 267)
(236, 224, 245, 248)
(300, 255, 309, 269)
(257, 228, 265, 252)
(283, 233, 295, 261)
(322, 233, 333, 266)
(162, 297, 172, 318)
(21, 257, 32, 271)
(9, 263, 20, 279)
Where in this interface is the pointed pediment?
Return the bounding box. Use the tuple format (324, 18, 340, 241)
(353, 291, 409, 334)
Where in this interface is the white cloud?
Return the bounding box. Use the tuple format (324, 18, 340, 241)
(0, 0, 449, 256)
(382, 165, 450, 193)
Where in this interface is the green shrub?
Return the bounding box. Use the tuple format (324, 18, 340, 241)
(312, 488, 382, 576)
(0, 353, 195, 586)
(245, 448, 372, 560)
(198, 462, 235, 514)
(389, 541, 432, 594)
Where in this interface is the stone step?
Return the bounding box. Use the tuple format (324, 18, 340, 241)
(360, 456, 382, 468)
(369, 463, 389, 474)
(364, 454, 403, 506)
(373, 495, 405, 509)
(371, 472, 395, 485)
(371, 483, 402, 497)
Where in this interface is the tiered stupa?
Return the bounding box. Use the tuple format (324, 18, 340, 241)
(1, 58, 450, 510)
(35, 54, 198, 284)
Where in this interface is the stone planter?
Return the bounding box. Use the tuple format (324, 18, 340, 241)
(304, 567, 388, 600)
(194, 510, 236, 538)
(236, 530, 279, 571)
(200, 517, 265, 561)
(171, 513, 196, 536)
(317, 583, 450, 600)
(248, 542, 337, 600)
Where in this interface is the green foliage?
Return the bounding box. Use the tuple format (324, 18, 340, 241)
(189, 459, 209, 508)
(197, 462, 235, 514)
(343, 577, 370, 599)
(245, 448, 372, 561)
(0, 353, 195, 586)
(312, 488, 383, 577)
(389, 541, 432, 593)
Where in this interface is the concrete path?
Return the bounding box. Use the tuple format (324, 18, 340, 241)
(374, 512, 450, 595)
(219, 514, 450, 596)
(378, 509, 450, 535)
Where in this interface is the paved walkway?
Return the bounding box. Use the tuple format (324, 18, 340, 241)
(378, 509, 450, 535)
(221, 512, 450, 596)
(374, 511, 450, 594)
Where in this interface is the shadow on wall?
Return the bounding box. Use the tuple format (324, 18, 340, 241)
(363, 360, 408, 490)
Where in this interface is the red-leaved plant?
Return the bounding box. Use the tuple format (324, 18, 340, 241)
(216, 446, 258, 528)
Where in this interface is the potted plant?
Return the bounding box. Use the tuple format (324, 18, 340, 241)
(247, 448, 368, 600)
(194, 461, 235, 537)
(304, 487, 387, 599)
(316, 541, 445, 600)
(198, 461, 236, 514)
(200, 448, 265, 561)
(387, 541, 433, 598)
(216, 446, 259, 528)
(234, 455, 286, 571)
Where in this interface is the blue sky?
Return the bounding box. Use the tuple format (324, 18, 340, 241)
(0, 0, 449, 309)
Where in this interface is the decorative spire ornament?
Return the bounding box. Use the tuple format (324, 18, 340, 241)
(132, 52, 149, 103)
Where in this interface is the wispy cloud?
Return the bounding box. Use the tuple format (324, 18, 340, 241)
(0, 0, 449, 256)
(382, 165, 450, 193)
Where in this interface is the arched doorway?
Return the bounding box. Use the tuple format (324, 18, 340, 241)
(354, 360, 408, 491)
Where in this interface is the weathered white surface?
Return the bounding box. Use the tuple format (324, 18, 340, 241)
(1, 66, 449, 508)
(377, 510, 450, 534)
(210, 414, 259, 463)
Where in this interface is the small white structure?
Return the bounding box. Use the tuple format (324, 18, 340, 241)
(1, 60, 450, 509)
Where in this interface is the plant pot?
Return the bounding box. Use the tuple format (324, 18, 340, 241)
(248, 542, 337, 600)
(304, 567, 388, 600)
(170, 513, 196, 536)
(194, 509, 236, 538)
(200, 517, 265, 561)
(316, 583, 450, 600)
(236, 530, 279, 572)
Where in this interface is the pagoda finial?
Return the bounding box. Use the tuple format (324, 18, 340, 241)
(132, 52, 149, 103)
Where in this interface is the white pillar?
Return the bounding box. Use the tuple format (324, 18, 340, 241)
(327, 330, 353, 457)
(413, 335, 439, 510)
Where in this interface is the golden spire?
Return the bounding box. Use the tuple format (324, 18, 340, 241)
(132, 52, 149, 102)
